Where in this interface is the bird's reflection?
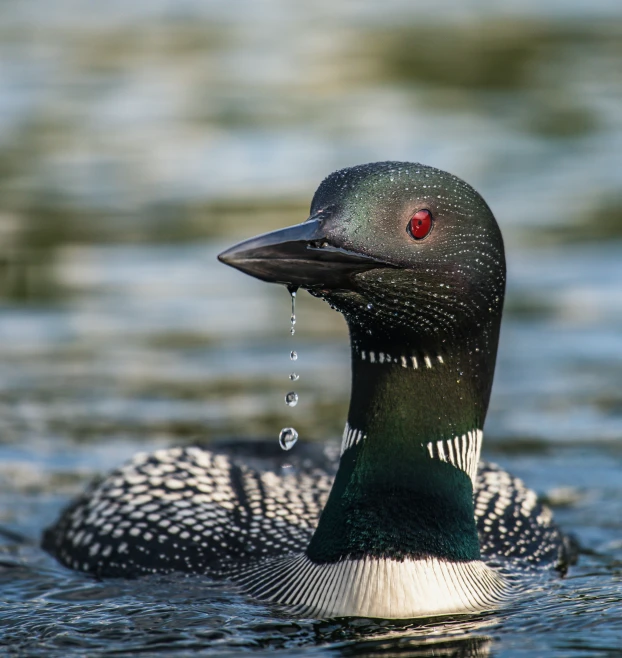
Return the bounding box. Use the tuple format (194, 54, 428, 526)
(313, 612, 500, 657)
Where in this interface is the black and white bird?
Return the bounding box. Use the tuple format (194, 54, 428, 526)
(43, 162, 574, 619)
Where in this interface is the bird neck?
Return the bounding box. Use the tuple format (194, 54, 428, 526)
(306, 322, 499, 564)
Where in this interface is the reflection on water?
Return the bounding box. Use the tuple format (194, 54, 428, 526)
(0, 0, 621, 655)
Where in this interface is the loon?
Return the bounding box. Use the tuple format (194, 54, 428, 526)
(43, 162, 574, 619)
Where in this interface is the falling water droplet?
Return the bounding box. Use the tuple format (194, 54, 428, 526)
(289, 287, 297, 336)
(279, 427, 298, 450)
(281, 287, 300, 450)
(366, 303, 373, 310)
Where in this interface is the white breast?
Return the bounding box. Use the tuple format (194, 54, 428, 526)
(233, 552, 509, 619)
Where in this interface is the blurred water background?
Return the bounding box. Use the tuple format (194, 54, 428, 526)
(0, 1, 621, 656)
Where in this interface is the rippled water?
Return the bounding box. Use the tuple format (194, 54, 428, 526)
(0, 0, 621, 655)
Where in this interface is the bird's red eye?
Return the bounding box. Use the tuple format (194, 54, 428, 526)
(408, 209, 433, 240)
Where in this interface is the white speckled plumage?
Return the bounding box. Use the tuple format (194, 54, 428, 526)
(44, 442, 570, 608)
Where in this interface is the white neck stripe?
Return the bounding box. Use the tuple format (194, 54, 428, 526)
(341, 424, 483, 485)
(360, 351, 444, 370)
(426, 430, 483, 484)
(341, 422, 366, 455)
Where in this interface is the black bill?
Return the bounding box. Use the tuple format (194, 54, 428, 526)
(218, 218, 391, 290)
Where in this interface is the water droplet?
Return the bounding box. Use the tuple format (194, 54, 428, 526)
(289, 373, 299, 381)
(289, 287, 297, 336)
(285, 391, 298, 407)
(279, 427, 298, 451)
(366, 303, 373, 310)
(290, 351, 298, 361)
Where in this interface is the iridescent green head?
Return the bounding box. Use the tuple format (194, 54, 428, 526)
(307, 162, 505, 344)
(219, 161, 505, 347)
